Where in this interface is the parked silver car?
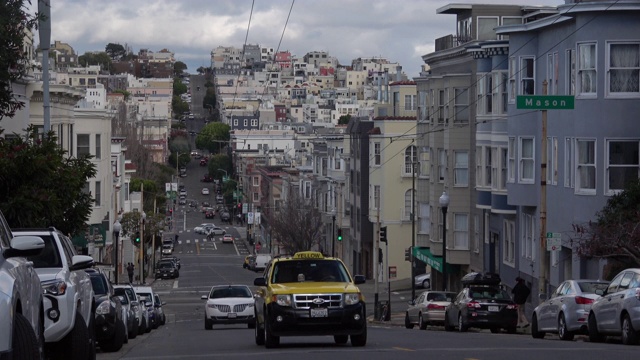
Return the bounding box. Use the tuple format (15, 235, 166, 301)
(405, 291, 457, 330)
(588, 268, 640, 345)
(531, 279, 608, 340)
(414, 273, 431, 289)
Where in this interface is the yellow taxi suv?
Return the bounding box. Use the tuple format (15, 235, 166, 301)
(253, 251, 367, 348)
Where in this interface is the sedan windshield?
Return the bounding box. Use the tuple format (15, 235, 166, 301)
(209, 287, 252, 298)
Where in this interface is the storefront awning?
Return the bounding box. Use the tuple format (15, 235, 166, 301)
(413, 247, 456, 273)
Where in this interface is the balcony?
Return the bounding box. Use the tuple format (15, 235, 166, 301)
(435, 34, 474, 51)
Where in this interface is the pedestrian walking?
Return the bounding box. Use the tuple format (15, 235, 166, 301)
(512, 277, 531, 327)
(126, 263, 135, 283)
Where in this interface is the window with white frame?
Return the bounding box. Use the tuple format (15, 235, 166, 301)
(419, 203, 430, 234)
(243, 119, 248, 126)
(577, 42, 597, 95)
(438, 90, 446, 124)
(251, 119, 258, 126)
(438, 148, 447, 182)
(94, 181, 101, 206)
(374, 185, 380, 209)
(334, 155, 342, 170)
(491, 147, 498, 190)
(477, 74, 486, 115)
(607, 42, 640, 95)
(503, 219, 515, 266)
(520, 57, 535, 95)
(519, 137, 535, 183)
(374, 142, 381, 165)
(253, 192, 259, 201)
(566, 49, 576, 95)
(476, 146, 483, 187)
(485, 147, 493, 188)
(486, 74, 493, 114)
(508, 138, 516, 183)
(404, 190, 415, 220)
(454, 151, 469, 186)
(500, 147, 508, 190)
(473, 214, 480, 253)
(453, 213, 469, 250)
(420, 147, 430, 178)
(77, 134, 90, 157)
(522, 213, 535, 260)
(509, 57, 517, 102)
(405, 146, 417, 174)
(576, 139, 596, 193)
(606, 140, 640, 193)
(95, 134, 101, 159)
(233, 118, 238, 126)
(477, 17, 498, 41)
(547, 53, 556, 95)
(253, 176, 259, 186)
(498, 72, 508, 114)
(418, 90, 428, 122)
(565, 137, 574, 188)
(405, 94, 417, 110)
(454, 88, 469, 123)
(303, 181, 311, 199)
(547, 137, 558, 185)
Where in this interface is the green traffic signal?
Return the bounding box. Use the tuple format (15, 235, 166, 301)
(337, 229, 343, 241)
(135, 231, 141, 244)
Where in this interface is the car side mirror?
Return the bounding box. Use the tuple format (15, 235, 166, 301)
(162, 302, 167, 306)
(408, 300, 415, 306)
(70, 255, 95, 271)
(254, 277, 267, 286)
(353, 275, 366, 284)
(538, 293, 547, 301)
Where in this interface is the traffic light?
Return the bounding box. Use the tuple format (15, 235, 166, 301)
(379, 226, 387, 243)
(134, 231, 141, 245)
(337, 229, 343, 241)
(405, 247, 412, 262)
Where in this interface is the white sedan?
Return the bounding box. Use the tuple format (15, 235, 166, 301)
(222, 234, 234, 243)
(201, 285, 255, 329)
(201, 188, 210, 195)
(194, 223, 215, 234)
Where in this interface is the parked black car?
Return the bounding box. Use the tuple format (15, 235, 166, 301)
(444, 273, 518, 333)
(161, 256, 181, 270)
(155, 260, 179, 279)
(85, 269, 127, 352)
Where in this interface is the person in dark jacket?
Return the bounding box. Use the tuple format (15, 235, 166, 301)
(512, 277, 531, 327)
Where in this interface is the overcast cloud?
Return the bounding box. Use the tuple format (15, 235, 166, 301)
(39, 0, 560, 77)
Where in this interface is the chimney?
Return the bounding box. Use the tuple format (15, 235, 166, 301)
(377, 73, 382, 101)
(396, 65, 402, 81)
(384, 69, 389, 103)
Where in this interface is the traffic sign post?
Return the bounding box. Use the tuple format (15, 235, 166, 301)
(546, 232, 562, 251)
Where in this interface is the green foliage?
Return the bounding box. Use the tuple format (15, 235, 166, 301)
(0, 0, 40, 119)
(173, 79, 187, 96)
(573, 178, 640, 267)
(174, 61, 187, 76)
(196, 123, 230, 154)
(0, 126, 97, 235)
(207, 154, 232, 179)
(172, 95, 189, 118)
(113, 89, 131, 101)
(338, 114, 351, 125)
(78, 51, 112, 71)
(105, 43, 126, 61)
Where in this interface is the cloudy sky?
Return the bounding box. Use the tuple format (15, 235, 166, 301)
(38, 0, 560, 77)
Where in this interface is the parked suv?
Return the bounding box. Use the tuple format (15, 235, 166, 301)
(14, 227, 96, 360)
(0, 210, 46, 359)
(588, 268, 640, 345)
(85, 269, 127, 352)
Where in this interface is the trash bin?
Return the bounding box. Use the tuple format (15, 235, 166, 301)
(377, 300, 391, 321)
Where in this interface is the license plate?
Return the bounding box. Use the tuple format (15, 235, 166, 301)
(227, 313, 237, 319)
(488, 306, 499, 312)
(310, 308, 328, 318)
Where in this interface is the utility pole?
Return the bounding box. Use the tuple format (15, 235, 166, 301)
(139, 183, 145, 284)
(539, 80, 549, 296)
(374, 207, 380, 320)
(411, 161, 416, 301)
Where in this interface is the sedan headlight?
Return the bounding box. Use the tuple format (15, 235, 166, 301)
(96, 301, 112, 315)
(42, 280, 67, 296)
(274, 295, 292, 307)
(344, 293, 361, 305)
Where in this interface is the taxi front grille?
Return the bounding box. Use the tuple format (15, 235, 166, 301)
(293, 294, 342, 309)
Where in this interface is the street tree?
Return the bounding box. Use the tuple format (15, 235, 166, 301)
(173, 79, 187, 96)
(174, 61, 187, 77)
(105, 43, 126, 61)
(0, 126, 97, 236)
(172, 95, 189, 118)
(195, 122, 230, 154)
(78, 51, 112, 70)
(269, 191, 324, 255)
(0, 0, 40, 119)
(338, 114, 351, 125)
(207, 154, 232, 180)
(573, 179, 640, 269)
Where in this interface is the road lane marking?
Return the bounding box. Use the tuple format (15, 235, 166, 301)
(196, 243, 200, 255)
(186, 240, 191, 244)
(173, 280, 178, 289)
(393, 347, 416, 352)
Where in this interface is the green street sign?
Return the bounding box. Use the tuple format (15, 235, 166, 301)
(546, 232, 561, 238)
(517, 95, 574, 110)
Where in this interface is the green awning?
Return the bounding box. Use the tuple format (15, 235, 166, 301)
(413, 247, 456, 273)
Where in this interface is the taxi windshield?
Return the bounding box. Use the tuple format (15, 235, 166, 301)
(271, 259, 350, 283)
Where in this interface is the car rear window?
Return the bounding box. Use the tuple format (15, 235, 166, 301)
(578, 282, 609, 294)
(469, 287, 510, 300)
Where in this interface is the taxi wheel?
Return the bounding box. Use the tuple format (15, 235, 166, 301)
(254, 312, 265, 345)
(334, 335, 348, 344)
(264, 318, 280, 348)
(350, 326, 367, 347)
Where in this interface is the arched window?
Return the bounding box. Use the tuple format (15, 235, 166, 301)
(404, 145, 417, 174)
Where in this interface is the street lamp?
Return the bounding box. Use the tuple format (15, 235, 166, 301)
(439, 191, 450, 291)
(217, 168, 228, 178)
(330, 208, 336, 257)
(112, 220, 122, 284)
(140, 211, 146, 284)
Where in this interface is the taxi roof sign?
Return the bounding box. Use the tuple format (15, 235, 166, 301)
(293, 251, 324, 259)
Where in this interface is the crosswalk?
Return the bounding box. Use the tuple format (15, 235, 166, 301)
(176, 237, 222, 245)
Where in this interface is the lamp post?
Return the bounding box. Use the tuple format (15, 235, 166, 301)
(217, 168, 228, 182)
(139, 211, 146, 284)
(439, 191, 450, 291)
(330, 208, 336, 257)
(112, 220, 122, 284)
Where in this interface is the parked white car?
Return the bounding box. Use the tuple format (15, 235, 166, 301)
(0, 210, 46, 359)
(201, 188, 210, 195)
(14, 227, 96, 360)
(588, 268, 640, 345)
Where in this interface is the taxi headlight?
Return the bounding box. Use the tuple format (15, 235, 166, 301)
(344, 293, 361, 305)
(275, 295, 292, 307)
